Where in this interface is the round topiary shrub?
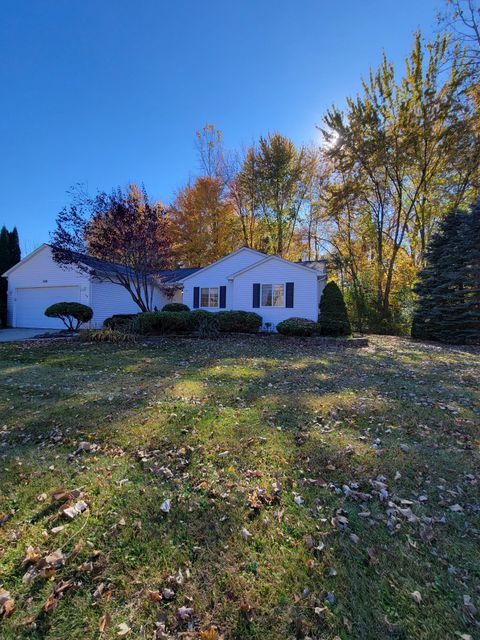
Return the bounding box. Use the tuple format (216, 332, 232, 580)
(44, 302, 93, 331)
(318, 282, 351, 336)
(162, 302, 190, 313)
(276, 317, 319, 336)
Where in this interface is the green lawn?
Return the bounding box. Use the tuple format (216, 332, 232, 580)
(0, 335, 478, 640)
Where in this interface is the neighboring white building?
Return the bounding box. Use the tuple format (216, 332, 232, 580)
(180, 247, 327, 330)
(2, 245, 327, 331)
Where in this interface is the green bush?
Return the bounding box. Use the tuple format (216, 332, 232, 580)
(45, 302, 93, 331)
(318, 282, 351, 336)
(103, 314, 138, 330)
(216, 311, 262, 333)
(194, 313, 220, 338)
(134, 311, 194, 335)
(162, 302, 190, 313)
(276, 317, 320, 336)
(80, 328, 137, 344)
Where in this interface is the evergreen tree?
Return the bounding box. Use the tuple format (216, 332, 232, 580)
(412, 200, 480, 344)
(0, 225, 21, 327)
(319, 281, 351, 336)
(8, 228, 20, 265)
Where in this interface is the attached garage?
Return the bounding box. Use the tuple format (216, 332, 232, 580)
(2, 244, 187, 329)
(2, 245, 91, 329)
(14, 286, 81, 328)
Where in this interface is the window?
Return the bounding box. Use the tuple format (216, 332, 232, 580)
(200, 287, 219, 308)
(261, 284, 284, 307)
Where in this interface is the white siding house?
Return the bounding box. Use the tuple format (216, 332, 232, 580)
(2, 245, 326, 331)
(2, 244, 183, 329)
(180, 247, 327, 330)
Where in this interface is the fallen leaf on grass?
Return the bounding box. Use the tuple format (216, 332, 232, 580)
(177, 605, 193, 620)
(51, 526, 64, 535)
(43, 579, 75, 613)
(147, 590, 162, 602)
(62, 500, 88, 519)
(200, 627, 223, 640)
(99, 611, 112, 633)
(0, 589, 15, 618)
(0, 512, 13, 526)
(241, 527, 252, 540)
(43, 592, 59, 613)
(23, 545, 41, 566)
(160, 499, 171, 513)
(463, 594, 477, 618)
(117, 622, 131, 637)
(51, 487, 82, 503)
(449, 504, 463, 512)
(367, 547, 378, 565)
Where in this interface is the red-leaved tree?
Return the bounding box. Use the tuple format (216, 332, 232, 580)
(51, 184, 172, 312)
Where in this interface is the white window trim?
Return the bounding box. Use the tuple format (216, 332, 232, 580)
(200, 286, 219, 309)
(260, 283, 286, 308)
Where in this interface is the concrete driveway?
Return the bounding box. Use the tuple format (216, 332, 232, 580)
(0, 328, 61, 342)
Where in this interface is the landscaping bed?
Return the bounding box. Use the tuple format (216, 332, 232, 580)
(0, 335, 478, 639)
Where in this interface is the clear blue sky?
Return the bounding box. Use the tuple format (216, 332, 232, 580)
(1, 0, 440, 254)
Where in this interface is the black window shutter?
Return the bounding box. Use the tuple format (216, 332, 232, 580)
(219, 285, 226, 308)
(193, 287, 199, 308)
(286, 282, 294, 308)
(252, 283, 260, 308)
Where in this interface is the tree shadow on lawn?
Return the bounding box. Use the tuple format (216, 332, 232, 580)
(3, 430, 476, 640)
(0, 338, 479, 638)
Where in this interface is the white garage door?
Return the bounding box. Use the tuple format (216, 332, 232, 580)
(14, 286, 81, 328)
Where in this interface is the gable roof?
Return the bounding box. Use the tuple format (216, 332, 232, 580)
(226, 254, 326, 280)
(177, 247, 267, 283)
(2, 243, 201, 284)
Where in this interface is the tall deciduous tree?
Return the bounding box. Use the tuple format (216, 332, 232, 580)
(51, 185, 172, 312)
(234, 134, 317, 257)
(168, 177, 241, 267)
(321, 32, 480, 328)
(439, 0, 480, 71)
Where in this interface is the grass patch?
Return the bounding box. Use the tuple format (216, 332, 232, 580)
(0, 336, 479, 639)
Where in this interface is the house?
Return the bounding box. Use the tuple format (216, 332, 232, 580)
(179, 247, 327, 330)
(2, 245, 326, 330)
(2, 244, 195, 329)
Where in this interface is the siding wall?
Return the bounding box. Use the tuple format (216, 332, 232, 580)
(6, 246, 90, 326)
(183, 249, 323, 331)
(182, 249, 264, 311)
(88, 281, 182, 328)
(232, 260, 320, 329)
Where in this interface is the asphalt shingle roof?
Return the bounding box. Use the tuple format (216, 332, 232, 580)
(60, 248, 201, 284)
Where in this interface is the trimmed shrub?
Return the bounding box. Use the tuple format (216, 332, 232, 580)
(318, 282, 351, 336)
(134, 311, 194, 335)
(104, 314, 138, 330)
(80, 328, 137, 344)
(276, 317, 320, 336)
(194, 313, 220, 338)
(162, 302, 190, 313)
(215, 311, 262, 333)
(45, 302, 93, 331)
